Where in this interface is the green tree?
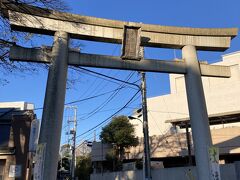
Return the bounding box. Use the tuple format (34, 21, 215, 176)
(75, 155, 92, 180)
(100, 115, 138, 161)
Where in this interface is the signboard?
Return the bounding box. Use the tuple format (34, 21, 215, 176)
(209, 146, 221, 180)
(121, 25, 141, 60)
(34, 143, 46, 180)
(29, 119, 40, 152)
(8, 165, 22, 178)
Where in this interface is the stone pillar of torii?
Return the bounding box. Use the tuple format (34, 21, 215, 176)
(2, 2, 238, 180)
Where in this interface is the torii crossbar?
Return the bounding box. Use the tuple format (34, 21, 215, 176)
(1, 1, 237, 51)
(2, 1, 238, 180)
(10, 45, 231, 77)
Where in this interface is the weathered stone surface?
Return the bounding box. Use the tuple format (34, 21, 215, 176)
(10, 45, 231, 77)
(2, 1, 237, 37)
(8, 10, 236, 51)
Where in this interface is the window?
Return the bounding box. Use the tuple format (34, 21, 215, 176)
(0, 124, 11, 147)
(0, 160, 5, 180)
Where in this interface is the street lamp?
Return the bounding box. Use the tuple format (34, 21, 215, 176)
(128, 115, 142, 122)
(128, 114, 151, 180)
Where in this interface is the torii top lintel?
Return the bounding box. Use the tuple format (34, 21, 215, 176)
(2, 2, 238, 51)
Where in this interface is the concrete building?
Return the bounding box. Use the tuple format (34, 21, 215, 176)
(91, 51, 240, 173)
(0, 102, 36, 180)
(131, 51, 240, 137)
(91, 142, 113, 173)
(126, 51, 240, 167)
(127, 127, 240, 167)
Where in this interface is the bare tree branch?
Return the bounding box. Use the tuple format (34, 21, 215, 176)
(0, 0, 68, 85)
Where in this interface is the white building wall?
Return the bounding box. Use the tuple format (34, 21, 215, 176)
(0, 101, 34, 110)
(132, 51, 240, 137)
(91, 163, 237, 180)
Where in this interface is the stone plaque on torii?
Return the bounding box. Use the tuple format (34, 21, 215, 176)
(1, 2, 238, 180)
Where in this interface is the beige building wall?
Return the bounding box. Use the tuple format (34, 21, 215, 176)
(128, 127, 240, 159)
(131, 51, 240, 137)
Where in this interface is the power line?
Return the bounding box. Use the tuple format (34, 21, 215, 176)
(33, 86, 130, 110)
(148, 109, 188, 115)
(74, 94, 141, 145)
(72, 95, 141, 146)
(73, 94, 141, 148)
(34, 69, 139, 111)
(65, 86, 127, 105)
(62, 92, 140, 146)
(79, 86, 125, 120)
(78, 84, 127, 120)
(76, 90, 140, 139)
(75, 89, 140, 139)
(68, 68, 138, 123)
(77, 72, 136, 120)
(72, 66, 139, 89)
(76, 44, 122, 100)
(62, 105, 138, 121)
(75, 107, 137, 147)
(72, 67, 124, 86)
(74, 106, 138, 117)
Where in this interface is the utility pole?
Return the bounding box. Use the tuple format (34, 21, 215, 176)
(93, 130, 96, 142)
(65, 106, 77, 180)
(141, 72, 152, 180)
(72, 107, 77, 180)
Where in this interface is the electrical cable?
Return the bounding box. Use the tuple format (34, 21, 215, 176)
(75, 108, 137, 148)
(74, 93, 141, 145)
(61, 92, 140, 146)
(75, 89, 140, 139)
(78, 72, 137, 120)
(33, 86, 131, 111)
(75, 44, 120, 100)
(65, 86, 128, 105)
(72, 66, 139, 89)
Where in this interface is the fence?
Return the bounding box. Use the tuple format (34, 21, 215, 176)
(91, 162, 239, 180)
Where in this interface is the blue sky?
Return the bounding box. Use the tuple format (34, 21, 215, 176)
(1, 0, 240, 145)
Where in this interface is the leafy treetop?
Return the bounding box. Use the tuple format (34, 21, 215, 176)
(100, 115, 138, 149)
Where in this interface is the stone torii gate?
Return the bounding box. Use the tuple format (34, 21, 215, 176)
(2, 2, 238, 180)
